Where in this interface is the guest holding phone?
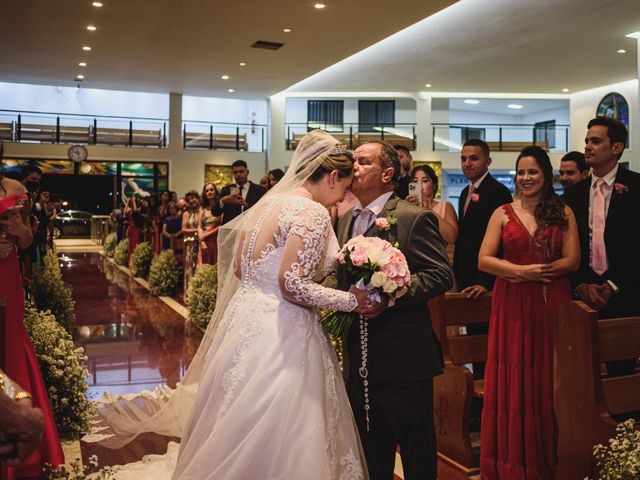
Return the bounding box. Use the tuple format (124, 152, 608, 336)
(406, 164, 458, 244)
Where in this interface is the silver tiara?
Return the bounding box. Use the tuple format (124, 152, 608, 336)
(328, 143, 348, 155)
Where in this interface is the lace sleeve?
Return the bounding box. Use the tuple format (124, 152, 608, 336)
(278, 204, 357, 312)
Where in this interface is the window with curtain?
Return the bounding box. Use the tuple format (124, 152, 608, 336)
(358, 100, 395, 132)
(307, 100, 344, 132)
(534, 120, 556, 149)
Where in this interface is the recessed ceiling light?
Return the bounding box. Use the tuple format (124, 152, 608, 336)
(82, 46, 91, 51)
(314, 3, 326, 9)
(92, 1, 103, 6)
(424, 84, 432, 88)
(86, 25, 97, 31)
(508, 104, 523, 109)
(283, 28, 292, 33)
(562, 88, 570, 93)
(78, 62, 87, 67)
(76, 74, 85, 80)
(464, 99, 480, 105)
(239, 62, 246, 66)
(617, 49, 627, 54)
(228, 89, 235, 93)
(221, 75, 230, 80)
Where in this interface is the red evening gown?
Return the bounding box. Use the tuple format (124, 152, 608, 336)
(127, 211, 140, 261)
(480, 204, 572, 480)
(2, 247, 64, 478)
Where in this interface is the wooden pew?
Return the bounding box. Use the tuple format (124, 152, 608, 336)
(288, 132, 416, 151)
(485, 140, 549, 152)
(554, 301, 640, 479)
(429, 292, 492, 476)
(95, 127, 163, 147)
(183, 132, 248, 150)
(18, 123, 91, 144)
(0, 123, 13, 141)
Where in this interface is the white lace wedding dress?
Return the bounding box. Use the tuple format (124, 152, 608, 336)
(111, 194, 367, 480)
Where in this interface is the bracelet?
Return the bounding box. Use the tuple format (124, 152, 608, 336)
(0, 372, 16, 400)
(15, 391, 32, 401)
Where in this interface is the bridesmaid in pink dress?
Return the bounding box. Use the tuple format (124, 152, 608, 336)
(478, 146, 579, 479)
(0, 174, 64, 478)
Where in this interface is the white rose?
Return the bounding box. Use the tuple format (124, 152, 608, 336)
(383, 279, 397, 294)
(370, 271, 387, 288)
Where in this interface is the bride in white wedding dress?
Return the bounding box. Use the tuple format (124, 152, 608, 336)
(90, 130, 375, 479)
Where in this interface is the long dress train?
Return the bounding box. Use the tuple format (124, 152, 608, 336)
(479, 204, 572, 479)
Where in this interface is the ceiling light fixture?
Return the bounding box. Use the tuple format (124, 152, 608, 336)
(314, 3, 326, 9)
(562, 88, 570, 93)
(625, 31, 640, 39)
(92, 1, 103, 6)
(78, 62, 87, 67)
(82, 46, 91, 51)
(617, 49, 627, 54)
(228, 89, 235, 93)
(424, 84, 432, 88)
(76, 74, 85, 80)
(86, 25, 97, 31)
(239, 62, 246, 66)
(507, 104, 523, 109)
(221, 75, 230, 80)
(283, 28, 292, 33)
(464, 99, 480, 105)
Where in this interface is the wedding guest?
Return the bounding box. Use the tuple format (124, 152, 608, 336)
(158, 190, 170, 219)
(18, 164, 43, 275)
(182, 190, 201, 299)
(259, 176, 269, 190)
(559, 151, 589, 190)
(124, 195, 142, 260)
(394, 145, 413, 199)
(198, 183, 222, 265)
(406, 164, 458, 244)
(478, 146, 579, 478)
(177, 197, 187, 213)
(161, 202, 182, 253)
(564, 116, 640, 376)
(267, 168, 285, 189)
(219, 160, 266, 225)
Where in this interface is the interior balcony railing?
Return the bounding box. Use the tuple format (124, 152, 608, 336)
(0, 109, 168, 148)
(285, 123, 417, 151)
(432, 123, 570, 153)
(182, 120, 267, 152)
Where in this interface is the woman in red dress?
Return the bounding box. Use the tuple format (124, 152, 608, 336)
(478, 146, 579, 479)
(124, 195, 140, 261)
(0, 173, 64, 478)
(197, 183, 221, 265)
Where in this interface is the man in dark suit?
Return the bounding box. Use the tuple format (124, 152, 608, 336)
(559, 150, 589, 191)
(453, 139, 512, 298)
(219, 160, 266, 225)
(394, 144, 413, 199)
(335, 142, 453, 480)
(563, 117, 640, 375)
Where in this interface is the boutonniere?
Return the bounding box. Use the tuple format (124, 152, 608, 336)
(375, 215, 398, 231)
(471, 192, 480, 203)
(614, 182, 629, 194)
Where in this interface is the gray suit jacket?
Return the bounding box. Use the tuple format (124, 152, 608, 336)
(335, 195, 453, 383)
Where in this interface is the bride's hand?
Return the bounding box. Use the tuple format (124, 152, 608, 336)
(349, 285, 387, 318)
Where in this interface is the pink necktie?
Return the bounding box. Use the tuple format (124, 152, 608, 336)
(463, 185, 475, 217)
(591, 178, 607, 275)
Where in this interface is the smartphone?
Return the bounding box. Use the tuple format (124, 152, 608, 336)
(230, 187, 240, 196)
(408, 182, 422, 207)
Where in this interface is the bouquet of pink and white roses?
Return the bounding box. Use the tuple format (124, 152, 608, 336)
(321, 235, 411, 339)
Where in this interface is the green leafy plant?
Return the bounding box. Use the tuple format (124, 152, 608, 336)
(44, 455, 113, 479)
(24, 305, 95, 439)
(187, 264, 218, 329)
(588, 419, 640, 480)
(148, 249, 179, 296)
(31, 251, 76, 334)
(130, 241, 153, 279)
(103, 232, 117, 258)
(113, 239, 129, 267)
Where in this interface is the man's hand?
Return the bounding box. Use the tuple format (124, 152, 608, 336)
(576, 283, 612, 310)
(460, 284, 487, 299)
(349, 285, 389, 318)
(220, 194, 244, 206)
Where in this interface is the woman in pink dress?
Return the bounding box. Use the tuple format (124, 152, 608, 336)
(0, 171, 64, 478)
(478, 146, 579, 479)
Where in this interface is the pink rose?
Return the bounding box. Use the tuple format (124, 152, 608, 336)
(614, 182, 629, 194)
(375, 217, 390, 230)
(382, 263, 398, 278)
(349, 248, 368, 267)
(471, 193, 480, 203)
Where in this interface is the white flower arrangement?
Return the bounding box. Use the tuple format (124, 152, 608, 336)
(187, 264, 218, 330)
(588, 419, 640, 480)
(103, 233, 117, 258)
(148, 249, 180, 296)
(24, 305, 96, 439)
(44, 454, 113, 479)
(130, 241, 153, 279)
(113, 239, 129, 267)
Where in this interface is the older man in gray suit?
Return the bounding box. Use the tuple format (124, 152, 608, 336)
(335, 142, 453, 480)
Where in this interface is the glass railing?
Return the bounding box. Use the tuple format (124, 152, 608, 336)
(182, 120, 267, 152)
(0, 109, 168, 148)
(285, 123, 417, 151)
(432, 123, 570, 153)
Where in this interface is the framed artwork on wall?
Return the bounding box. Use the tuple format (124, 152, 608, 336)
(204, 165, 234, 192)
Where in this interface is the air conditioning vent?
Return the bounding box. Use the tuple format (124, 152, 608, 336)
(251, 40, 284, 50)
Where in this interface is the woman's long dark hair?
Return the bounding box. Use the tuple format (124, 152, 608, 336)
(516, 146, 567, 230)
